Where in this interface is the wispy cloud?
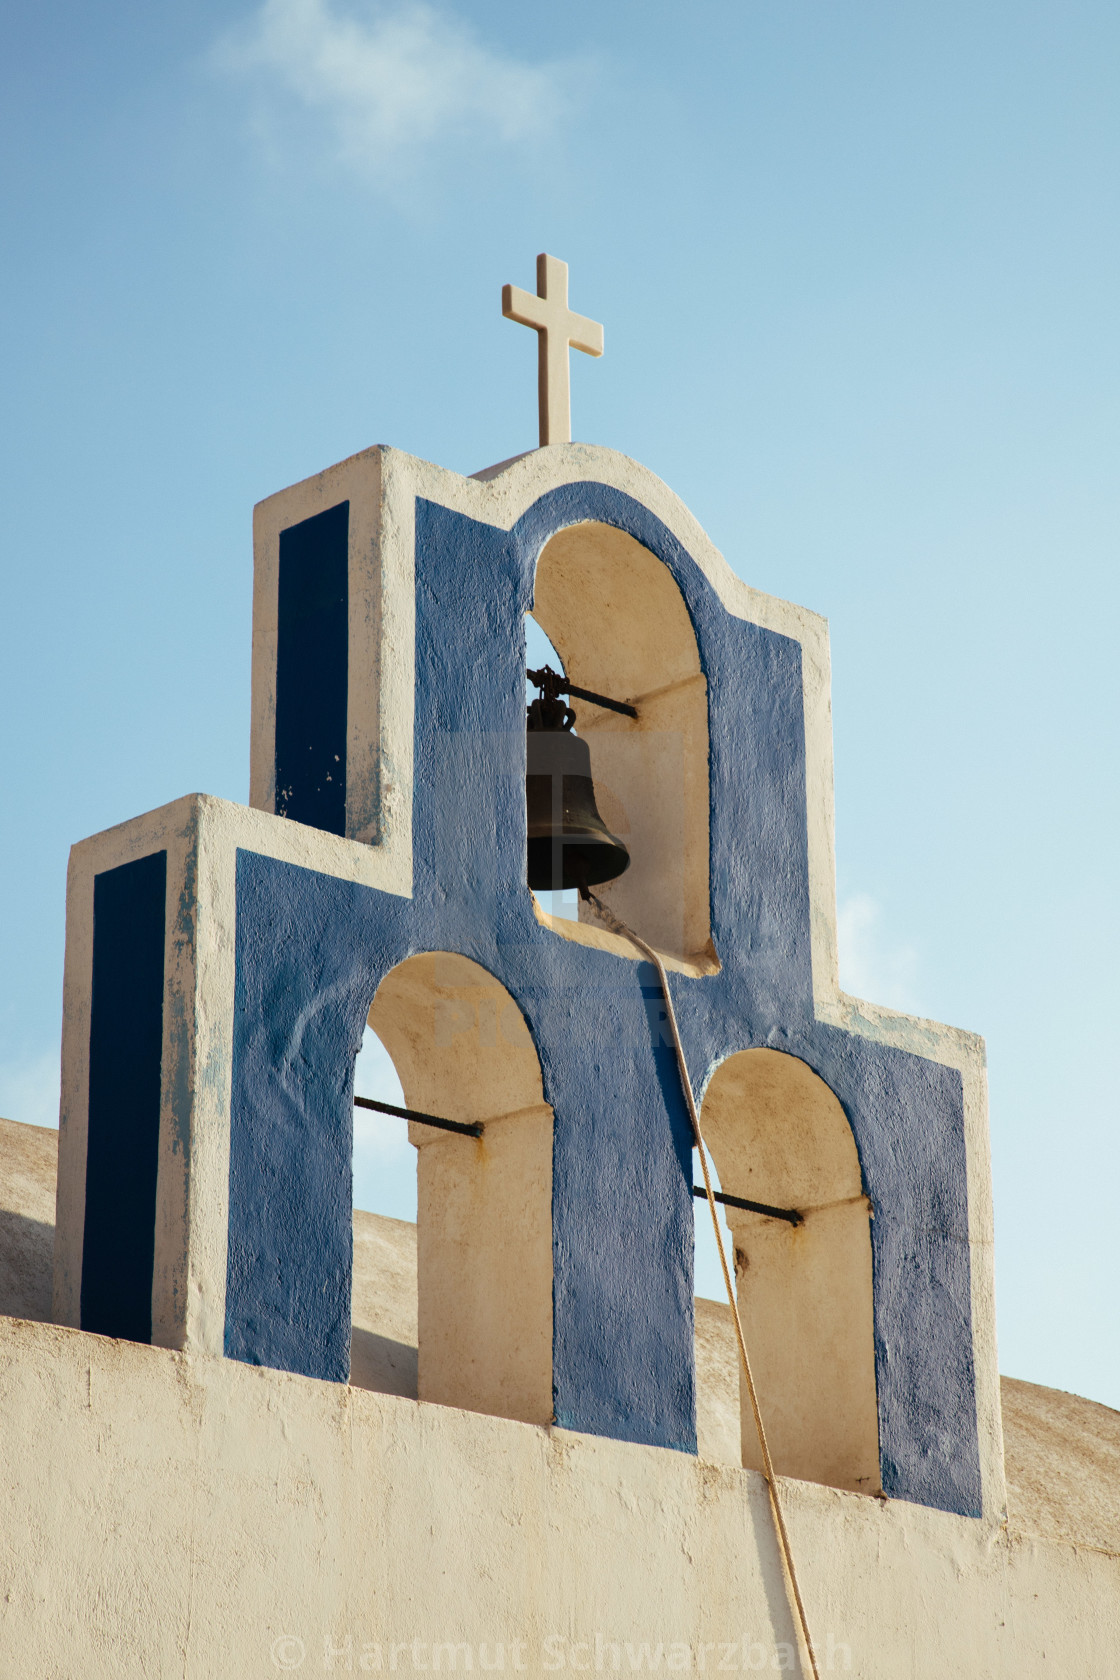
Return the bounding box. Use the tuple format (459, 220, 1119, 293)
(837, 892, 922, 1014)
(0, 1051, 60, 1131)
(215, 0, 572, 175)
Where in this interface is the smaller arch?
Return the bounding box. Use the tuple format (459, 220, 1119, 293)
(701, 1049, 880, 1494)
(368, 953, 553, 1426)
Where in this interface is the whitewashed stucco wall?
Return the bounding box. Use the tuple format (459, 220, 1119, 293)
(0, 1313, 1116, 1679)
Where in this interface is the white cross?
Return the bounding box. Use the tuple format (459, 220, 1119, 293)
(502, 254, 604, 447)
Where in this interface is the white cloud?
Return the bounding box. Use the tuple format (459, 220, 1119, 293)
(837, 892, 922, 1014)
(0, 1051, 60, 1131)
(215, 0, 571, 172)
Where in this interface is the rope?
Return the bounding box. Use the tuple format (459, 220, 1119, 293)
(586, 891, 822, 1680)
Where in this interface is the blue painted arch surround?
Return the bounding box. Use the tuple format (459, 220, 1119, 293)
(227, 479, 981, 1517)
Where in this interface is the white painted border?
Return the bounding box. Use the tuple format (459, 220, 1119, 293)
(251, 450, 413, 882)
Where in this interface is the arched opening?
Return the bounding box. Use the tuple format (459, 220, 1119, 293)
(524, 615, 580, 924)
(350, 1026, 418, 1399)
(701, 1049, 881, 1494)
(530, 521, 714, 967)
(367, 952, 553, 1426)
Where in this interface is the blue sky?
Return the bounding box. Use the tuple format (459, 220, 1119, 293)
(1, 1, 1117, 1405)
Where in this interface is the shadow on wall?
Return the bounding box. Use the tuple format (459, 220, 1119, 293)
(0, 1115, 58, 1323)
(0, 1211, 55, 1323)
(350, 1328, 418, 1399)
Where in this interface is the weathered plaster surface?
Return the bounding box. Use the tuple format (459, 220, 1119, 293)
(0, 1315, 1117, 1678)
(6, 1117, 1119, 1673)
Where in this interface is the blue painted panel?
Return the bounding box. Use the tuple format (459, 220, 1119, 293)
(547, 977, 696, 1449)
(228, 478, 981, 1510)
(275, 500, 349, 836)
(810, 1030, 980, 1514)
(224, 848, 378, 1380)
(81, 850, 167, 1342)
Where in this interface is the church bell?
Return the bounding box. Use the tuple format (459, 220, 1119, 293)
(526, 665, 631, 895)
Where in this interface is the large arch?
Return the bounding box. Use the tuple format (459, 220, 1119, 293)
(368, 952, 554, 1427)
(701, 1048, 881, 1494)
(531, 521, 715, 967)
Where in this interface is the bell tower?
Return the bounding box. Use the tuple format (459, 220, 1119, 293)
(52, 255, 1000, 1528)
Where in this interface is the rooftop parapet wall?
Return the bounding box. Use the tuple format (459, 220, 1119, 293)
(8, 1115, 1115, 1549)
(0, 1315, 1116, 1680)
(55, 443, 998, 1520)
